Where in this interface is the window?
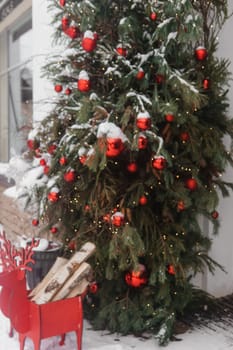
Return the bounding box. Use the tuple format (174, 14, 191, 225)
(8, 13, 32, 157)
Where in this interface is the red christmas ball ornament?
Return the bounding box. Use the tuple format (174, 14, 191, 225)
(47, 189, 60, 202)
(32, 219, 39, 227)
(89, 282, 98, 294)
(211, 210, 219, 219)
(84, 204, 90, 212)
(59, 156, 67, 166)
(54, 84, 63, 93)
(27, 139, 35, 150)
(34, 148, 42, 158)
(203, 78, 210, 90)
(65, 87, 72, 95)
(136, 112, 151, 130)
(64, 169, 75, 182)
(180, 131, 190, 142)
(65, 25, 79, 39)
(103, 213, 111, 223)
(43, 165, 50, 175)
(106, 138, 124, 157)
(61, 16, 69, 30)
(82, 30, 97, 52)
(47, 144, 57, 155)
(127, 162, 138, 173)
(111, 212, 125, 227)
(68, 240, 76, 251)
(136, 68, 145, 80)
(116, 45, 127, 57)
(195, 46, 207, 61)
(138, 134, 148, 150)
(39, 158, 46, 166)
(150, 12, 157, 21)
(60, 0, 66, 6)
(79, 155, 87, 164)
(167, 264, 175, 275)
(177, 200, 185, 211)
(93, 32, 98, 41)
(185, 178, 198, 191)
(125, 264, 148, 288)
(155, 74, 164, 84)
(165, 113, 175, 123)
(152, 156, 167, 170)
(77, 70, 91, 92)
(50, 226, 58, 234)
(139, 195, 148, 205)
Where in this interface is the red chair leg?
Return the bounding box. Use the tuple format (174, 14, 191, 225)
(19, 334, 26, 350)
(32, 335, 41, 350)
(76, 326, 83, 350)
(9, 324, 14, 337)
(59, 333, 66, 346)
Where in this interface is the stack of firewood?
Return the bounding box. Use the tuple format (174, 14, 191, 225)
(29, 242, 96, 304)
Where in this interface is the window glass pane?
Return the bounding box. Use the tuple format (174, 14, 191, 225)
(8, 15, 32, 157)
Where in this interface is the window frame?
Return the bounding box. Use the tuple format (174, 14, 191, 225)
(0, 0, 32, 161)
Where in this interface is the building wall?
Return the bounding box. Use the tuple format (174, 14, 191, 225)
(32, 0, 54, 123)
(204, 1, 233, 297)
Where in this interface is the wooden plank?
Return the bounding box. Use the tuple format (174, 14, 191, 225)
(29, 256, 68, 298)
(51, 262, 92, 301)
(32, 242, 96, 304)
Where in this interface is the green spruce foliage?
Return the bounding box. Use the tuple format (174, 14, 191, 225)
(24, 0, 233, 345)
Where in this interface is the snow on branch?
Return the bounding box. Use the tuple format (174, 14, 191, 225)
(126, 91, 152, 112)
(97, 122, 128, 143)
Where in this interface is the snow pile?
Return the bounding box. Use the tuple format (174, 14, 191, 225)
(0, 313, 232, 350)
(97, 122, 128, 143)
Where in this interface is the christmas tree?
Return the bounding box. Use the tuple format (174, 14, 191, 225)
(22, 0, 233, 345)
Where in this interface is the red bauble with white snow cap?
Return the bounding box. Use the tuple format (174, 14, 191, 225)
(116, 44, 127, 57)
(97, 122, 128, 157)
(152, 156, 167, 170)
(82, 30, 97, 52)
(111, 212, 125, 227)
(106, 138, 124, 157)
(78, 147, 88, 164)
(136, 68, 145, 80)
(47, 187, 60, 202)
(136, 111, 151, 130)
(195, 46, 207, 61)
(78, 70, 91, 92)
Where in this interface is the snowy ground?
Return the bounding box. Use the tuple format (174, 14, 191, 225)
(1, 310, 233, 350)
